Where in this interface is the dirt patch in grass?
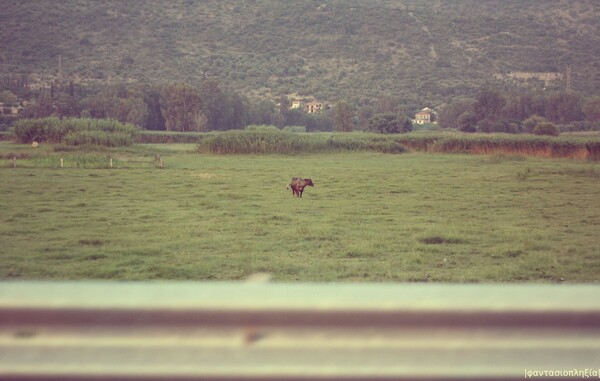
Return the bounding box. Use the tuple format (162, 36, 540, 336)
(419, 235, 467, 245)
(78, 239, 106, 246)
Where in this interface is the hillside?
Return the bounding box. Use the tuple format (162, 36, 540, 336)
(2, 0, 600, 105)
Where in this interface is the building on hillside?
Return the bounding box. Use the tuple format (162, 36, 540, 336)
(305, 101, 324, 113)
(414, 107, 434, 124)
(0, 102, 23, 117)
(290, 99, 304, 110)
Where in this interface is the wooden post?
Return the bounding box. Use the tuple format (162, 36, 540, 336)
(160, 156, 164, 168)
(60, 158, 64, 168)
(109, 157, 113, 168)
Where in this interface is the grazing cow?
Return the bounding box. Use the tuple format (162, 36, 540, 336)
(287, 177, 314, 197)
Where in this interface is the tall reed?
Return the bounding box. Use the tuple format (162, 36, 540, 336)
(197, 131, 407, 154)
(12, 117, 139, 147)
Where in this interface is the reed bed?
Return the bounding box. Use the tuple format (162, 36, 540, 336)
(395, 133, 600, 161)
(197, 130, 600, 160)
(136, 131, 207, 144)
(197, 130, 407, 154)
(12, 117, 139, 147)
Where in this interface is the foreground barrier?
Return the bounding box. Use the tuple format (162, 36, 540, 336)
(1, 282, 599, 380)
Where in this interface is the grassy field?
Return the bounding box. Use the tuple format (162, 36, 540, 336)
(1, 141, 599, 282)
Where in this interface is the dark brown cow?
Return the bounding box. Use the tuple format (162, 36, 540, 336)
(288, 177, 314, 197)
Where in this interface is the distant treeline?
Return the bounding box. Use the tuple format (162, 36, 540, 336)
(437, 88, 600, 134)
(3, 80, 332, 133)
(3, 80, 600, 137)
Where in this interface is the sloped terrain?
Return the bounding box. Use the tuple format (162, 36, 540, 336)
(1, 0, 600, 104)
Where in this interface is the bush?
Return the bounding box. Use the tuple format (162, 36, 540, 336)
(523, 115, 548, 133)
(533, 122, 559, 136)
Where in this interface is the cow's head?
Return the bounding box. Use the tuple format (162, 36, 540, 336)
(305, 178, 314, 186)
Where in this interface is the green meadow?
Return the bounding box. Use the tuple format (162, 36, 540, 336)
(1, 141, 599, 282)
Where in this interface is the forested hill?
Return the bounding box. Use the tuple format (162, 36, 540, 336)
(2, 0, 600, 105)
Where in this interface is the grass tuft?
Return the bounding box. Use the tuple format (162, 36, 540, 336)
(419, 235, 467, 245)
(78, 239, 106, 246)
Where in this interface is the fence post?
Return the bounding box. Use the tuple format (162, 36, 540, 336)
(155, 155, 164, 168)
(109, 157, 113, 168)
(60, 158, 64, 168)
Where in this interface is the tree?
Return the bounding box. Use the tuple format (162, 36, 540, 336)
(225, 92, 248, 130)
(21, 92, 55, 119)
(160, 83, 205, 132)
(367, 113, 408, 134)
(474, 88, 506, 122)
(545, 92, 582, 124)
(437, 99, 473, 129)
(357, 104, 374, 130)
(83, 84, 149, 128)
(143, 86, 166, 130)
(0, 90, 18, 104)
(502, 92, 545, 121)
(276, 95, 290, 128)
(333, 101, 354, 132)
(198, 80, 227, 130)
(457, 111, 477, 133)
(52, 93, 80, 118)
(305, 111, 333, 132)
(583, 96, 600, 123)
(396, 113, 412, 132)
(20, 90, 80, 119)
(374, 95, 401, 114)
(248, 99, 276, 126)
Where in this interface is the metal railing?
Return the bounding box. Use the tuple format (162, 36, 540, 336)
(1, 282, 599, 380)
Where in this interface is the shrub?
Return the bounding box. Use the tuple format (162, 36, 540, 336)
(523, 115, 548, 133)
(533, 122, 559, 136)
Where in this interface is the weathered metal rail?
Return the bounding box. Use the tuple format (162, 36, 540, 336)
(1, 282, 599, 380)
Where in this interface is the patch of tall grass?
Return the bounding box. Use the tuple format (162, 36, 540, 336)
(2, 152, 124, 169)
(197, 130, 600, 159)
(394, 133, 600, 161)
(197, 130, 407, 154)
(136, 130, 207, 144)
(12, 117, 139, 147)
